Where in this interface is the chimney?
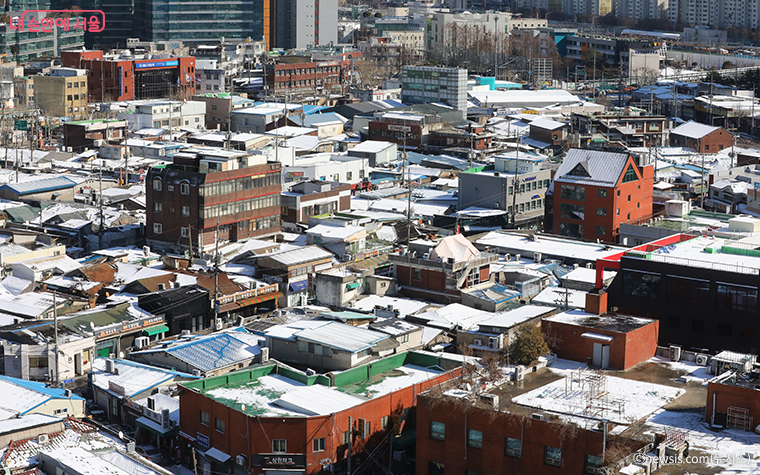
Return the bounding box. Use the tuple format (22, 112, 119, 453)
(585, 288, 608, 315)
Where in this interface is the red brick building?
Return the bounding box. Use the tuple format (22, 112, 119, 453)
(416, 389, 647, 475)
(61, 50, 196, 102)
(178, 352, 462, 475)
(670, 121, 733, 154)
(551, 149, 653, 243)
(146, 150, 281, 254)
(542, 310, 659, 370)
(389, 234, 498, 304)
(265, 56, 354, 97)
(705, 377, 760, 429)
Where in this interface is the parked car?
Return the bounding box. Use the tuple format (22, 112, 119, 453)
(135, 445, 165, 465)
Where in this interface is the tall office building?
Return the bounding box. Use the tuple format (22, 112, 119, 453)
(400, 66, 467, 120)
(273, 0, 337, 49)
(134, 0, 273, 48)
(80, 0, 135, 48)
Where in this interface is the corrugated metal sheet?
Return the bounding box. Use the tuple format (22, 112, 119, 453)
(295, 321, 389, 353)
(0, 176, 77, 195)
(671, 120, 719, 140)
(554, 149, 631, 187)
(154, 332, 263, 372)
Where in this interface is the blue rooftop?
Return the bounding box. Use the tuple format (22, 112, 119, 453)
(0, 374, 85, 400)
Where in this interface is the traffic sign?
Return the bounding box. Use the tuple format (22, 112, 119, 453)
(14, 120, 27, 131)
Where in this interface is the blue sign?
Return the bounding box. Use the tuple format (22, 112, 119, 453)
(197, 432, 210, 449)
(135, 60, 179, 69)
(118, 66, 123, 97)
(63, 379, 74, 384)
(754, 182, 760, 190)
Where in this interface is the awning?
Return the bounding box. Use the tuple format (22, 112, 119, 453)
(581, 332, 614, 342)
(179, 431, 196, 442)
(346, 282, 361, 290)
(351, 254, 390, 270)
(371, 337, 400, 354)
(288, 280, 308, 292)
(135, 416, 173, 437)
(143, 324, 169, 336)
(236, 292, 282, 307)
(205, 447, 231, 464)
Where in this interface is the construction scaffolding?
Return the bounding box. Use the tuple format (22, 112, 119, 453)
(663, 428, 688, 448)
(564, 368, 627, 421)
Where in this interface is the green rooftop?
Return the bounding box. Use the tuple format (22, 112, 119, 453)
(182, 351, 462, 417)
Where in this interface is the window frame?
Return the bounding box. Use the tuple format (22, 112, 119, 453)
(545, 446, 562, 467)
(313, 437, 326, 452)
(467, 429, 483, 449)
(200, 410, 210, 426)
(505, 437, 522, 458)
(273, 439, 287, 453)
(430, 421, 445, 440)
(215, 417, 225, 434)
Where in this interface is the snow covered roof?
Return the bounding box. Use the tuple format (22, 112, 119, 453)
(131, 331, 264, 372)
(476, 305, 553, 330)
(410, 303, 492, 331)
(671, 120, 720, 140)
(294, 321, 389, 352)
(531, 287, 586, 309)
(266, 246, 333, 267)
(352, 295, 431, 317)
(0, 176, 77, 195)
(554, 149, 632, 187)
(90, 358, 197, 398)
(529, 118, 567, 131)
(0, 292, 55, 318)
(0, 375, 84, 420)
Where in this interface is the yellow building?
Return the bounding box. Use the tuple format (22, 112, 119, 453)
(34, 68, 88, 119)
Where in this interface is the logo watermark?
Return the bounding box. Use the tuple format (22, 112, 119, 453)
(10, 10, 105, 33)
(632, 451, 758, 467)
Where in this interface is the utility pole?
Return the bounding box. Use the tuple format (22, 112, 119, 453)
(347, 417, 353, 475)
(213, 216, 220, 324)
(494, 16, 498, 79)
(188, 225, 194, 260)
(98, 167, 104, 249)
(53, 292, 59, 388)
(700, 152, 706, 209)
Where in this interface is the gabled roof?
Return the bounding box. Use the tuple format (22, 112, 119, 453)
(0, 375, 84, 419)
(294, 321, 389, 353)
(131, 331, 264, 372)
(0, 176, 77, 196)
(671, 120, 720, 140)
(529, 118, 567, 131)
(553, 149, 633, 187)
(90, 358, 198, 398)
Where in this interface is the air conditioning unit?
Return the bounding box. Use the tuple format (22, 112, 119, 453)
(533, 252, 542, 262)
(105, 359, 115, 373)
(514, 365, 525, 381)
(236, 455, 246, 466)
(181, 329, 191, 336)
(515, 254, 521, 261)
(479, 393, 499, 409)
(134, 336, 150, 349)
(38, 434, 49, 444)
(669, 345, 681, 362)
(113, 368, 120, 375)
(306, 368, 316, 376)
(474, 338, 483, 347)
(696, 354, 709, 366)
(488, 337, 498, 349)
(215, 318, 224, 330)
(585, 263, 592, 269)
(192, 369, 202, 377)
(531, 413, 545, 421)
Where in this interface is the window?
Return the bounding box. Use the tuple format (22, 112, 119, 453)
(622, 270, 660, 298)
(68, 82, 72, 88)
(215, 418, 225, 433)
(505, 437, 522, 458)
(347, 171, 353, 180)
(596, 207, 607, 216)
(692, 318, 704, 333)
(616, 208, 620, 216)
(153, 202, 162, 212)
(357, 419, 370, 438)
(596, 226, 606, 235)
(180, 182, 190, 194)
(413, 269, 422, 281)
(54, 408, 68, 415)
(622, 164, 638, 183)
(381, 415, 390, 430)
(741, 326, 755, 339)
(430, 421, 445, 440)
(429, 462, 444, 475)
(273, 439, 287, 453)
(558, 222, 584, 239)
(560, 184, 585, 201)
(666, 315, 681, 328)
(343, 430, 351, 445)
(153, 223, 163, 234)
(181, 227, 190, 238)
(181, 205, 190, 217)
(545, 446, 562, 467)
(559, 203, 585, 220)
(468, 429, 483, 449)
(29, 356, 48, 368)
(628, 194, 631, 202)
(313, 438, 326, 452)
(200, 411, 209, 426)
(717, 323, 733, 337)
(585, 455, 603, 474)
(597, 189, 608, 197)
(717, 283, 757, 312)
(153, 179, 162, 191)
(667, 276, 709, 305)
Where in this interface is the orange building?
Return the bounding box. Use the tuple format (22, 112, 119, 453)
(551, 149, 654, 243)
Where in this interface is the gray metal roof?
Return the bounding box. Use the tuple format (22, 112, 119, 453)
(294, 321, 389, 353)
(268, 246, 333, 267)
(553, 149, 632, 187)
(670, 120, 720, 140)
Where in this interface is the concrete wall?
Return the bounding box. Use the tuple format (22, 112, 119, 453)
(267, 337, 359, 370)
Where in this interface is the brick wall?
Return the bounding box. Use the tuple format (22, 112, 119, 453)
(705, 381, 760, 426)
